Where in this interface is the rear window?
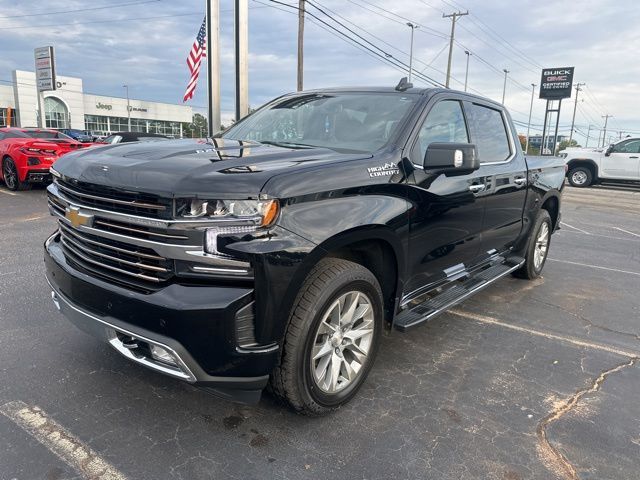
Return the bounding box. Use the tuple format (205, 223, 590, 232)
(466, 104, 512, 163)
(23, 130, 73, 140)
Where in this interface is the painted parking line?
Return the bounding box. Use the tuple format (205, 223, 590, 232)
(547, 258, 640, 277)
(0, 188, 17, 196)
(613, 227, 640, 238)
(560, 221, 590, 235)
(449, 309, 638, 358)
(0, 401, 127, 480)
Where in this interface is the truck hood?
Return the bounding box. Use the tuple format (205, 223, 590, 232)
(52, 138, 370, 198)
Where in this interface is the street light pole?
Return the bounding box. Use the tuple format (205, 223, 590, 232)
(406, 22, 418, 83)
(123, 84, 131, 132)
(525, 83, 536, 155)
(501, 69, 509, 105)
(463, 50, 471, 92)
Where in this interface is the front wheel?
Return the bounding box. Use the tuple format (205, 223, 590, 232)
(270, 258, 383, 415)
(514, 209, 552, 280)
(567, 166, 593, 187)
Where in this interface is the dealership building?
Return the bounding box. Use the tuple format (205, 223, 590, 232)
(0, 70, 193, 137)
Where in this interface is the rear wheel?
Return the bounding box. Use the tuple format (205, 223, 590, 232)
(514, 209, 552, 280)
(270, 258, 383, 415)
(567, 166, 592, 187)
(2, 158, 31, 191)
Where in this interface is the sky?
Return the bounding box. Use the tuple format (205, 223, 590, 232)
(1, 0, 639, 144)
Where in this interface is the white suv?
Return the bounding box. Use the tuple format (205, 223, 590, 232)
(560, 137, 640, 187)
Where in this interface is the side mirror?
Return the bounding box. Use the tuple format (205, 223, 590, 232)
(605, 144, 614, 156)
(424, 142, 479, 176)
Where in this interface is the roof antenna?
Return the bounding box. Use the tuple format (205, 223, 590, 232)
(395, 77, 413, 92)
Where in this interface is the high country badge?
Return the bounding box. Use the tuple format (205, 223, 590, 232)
(367, 162, 399, 178)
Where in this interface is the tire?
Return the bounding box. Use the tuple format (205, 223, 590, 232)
(2, 158, 31, 191)
(270, 258, 384, 415)
(514, 209, 552, 280)
(567, 166, 593, 187)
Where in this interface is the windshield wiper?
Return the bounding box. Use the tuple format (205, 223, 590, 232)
(258, 140, 316, 149)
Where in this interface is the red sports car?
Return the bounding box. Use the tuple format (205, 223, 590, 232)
(0, 128, 91, 191)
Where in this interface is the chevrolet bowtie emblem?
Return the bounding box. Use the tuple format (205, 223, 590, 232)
(65, 206, 94, 228)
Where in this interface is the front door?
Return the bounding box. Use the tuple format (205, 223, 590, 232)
(601, 138, 640, 180)
(403, 97, 486, 299)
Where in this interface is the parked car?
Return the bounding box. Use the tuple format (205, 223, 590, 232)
(0, 128, 90, 190)
(45, 83, 565, 414)
(57, 129, 93, 143)
(559, 137, 640, 187)
(98, 132, 170, 144)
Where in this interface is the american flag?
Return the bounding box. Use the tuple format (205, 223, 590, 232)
(183, 17, 207, 102)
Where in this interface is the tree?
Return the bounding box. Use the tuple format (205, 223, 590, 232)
(557, 139, 581, 151)
(183, 113, 209, 138)
(517, 134, 527, 151)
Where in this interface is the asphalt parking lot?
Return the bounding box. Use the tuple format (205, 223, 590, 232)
(1, 184, 639, 480)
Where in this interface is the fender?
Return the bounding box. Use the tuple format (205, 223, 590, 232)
(566, 158, 599, 178)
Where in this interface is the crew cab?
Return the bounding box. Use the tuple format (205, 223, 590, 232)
(0, 128, 90, 191)
(560, 137, 640, 187)
(44, 84, 565, 414)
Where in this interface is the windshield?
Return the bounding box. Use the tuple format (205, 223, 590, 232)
(24, 130, 74, 140)
(222, 92, 419, 153)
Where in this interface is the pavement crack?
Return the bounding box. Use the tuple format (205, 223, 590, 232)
(536, 357, 639, 480)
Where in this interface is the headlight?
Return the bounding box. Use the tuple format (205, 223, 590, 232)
(177, 198, 279, 227)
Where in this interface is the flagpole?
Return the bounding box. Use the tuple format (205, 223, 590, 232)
(235, 0, 249, 121)
(206, 0, 221, 135)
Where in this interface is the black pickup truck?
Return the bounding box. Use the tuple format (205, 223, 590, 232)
(45, 84, 565, 415)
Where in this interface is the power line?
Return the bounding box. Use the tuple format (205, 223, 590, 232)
(268, 0, 444, 86)
(0, 0, 160, 19)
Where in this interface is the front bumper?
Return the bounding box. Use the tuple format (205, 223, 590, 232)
(45, 233, 278, 404)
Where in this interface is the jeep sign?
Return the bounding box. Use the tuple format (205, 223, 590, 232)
(539, 67, 574, 100)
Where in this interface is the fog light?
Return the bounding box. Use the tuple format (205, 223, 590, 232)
(150, 345, 177, 366)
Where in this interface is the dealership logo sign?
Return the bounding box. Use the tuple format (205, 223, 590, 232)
(96, 102, 113, 110)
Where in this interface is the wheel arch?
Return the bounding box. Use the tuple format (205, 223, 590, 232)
(567, 158, 598, 179)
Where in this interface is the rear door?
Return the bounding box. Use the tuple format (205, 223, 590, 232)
(464, 101, 528, 257)
(601, 139, 640, 180)
(403, 96, 487, 298)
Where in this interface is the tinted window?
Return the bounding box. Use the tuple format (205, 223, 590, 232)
(413, 100, 469, 162)
(613, 139, 640, 154)
(466, 104, 511, 163)
(23, 130, 73, 140)
(3, 131, 29, 139)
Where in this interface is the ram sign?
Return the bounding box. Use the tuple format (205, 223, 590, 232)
(539, 67, 574, 100)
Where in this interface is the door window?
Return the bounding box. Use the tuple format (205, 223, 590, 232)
(612, 139, 640, 153)
(412, 100, 469, 163)
(466, 104, 512, 163)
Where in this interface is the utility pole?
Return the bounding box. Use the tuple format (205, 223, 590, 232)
(525, 83, 536, 154)
(568, 82, 584, 145)
(206, 0, 221, 135)
(501, 69, 509, 105)
(297, 0, 305, 91)
(601, 114, 612, 147)
(463, 50, 471, 91)
(443, 11, 468, 88)
(406, 23, 418, 83)
(123, 85, 131, 132)
(585, 124, 593, 147)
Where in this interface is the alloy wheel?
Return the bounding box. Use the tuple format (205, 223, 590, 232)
(311, 291, 375, 394)
(3, 161, 17, 190)
(533, 222, 550, 270)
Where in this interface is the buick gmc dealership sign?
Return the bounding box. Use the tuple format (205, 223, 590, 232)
(539, 67, 574, 99)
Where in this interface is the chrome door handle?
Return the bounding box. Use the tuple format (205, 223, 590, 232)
(468, 184, 486, 193)
(514, 177, 527, 185)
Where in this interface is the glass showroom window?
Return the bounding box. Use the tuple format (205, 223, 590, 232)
(44, 97, 69, 129)
(108, 116, 129, 132)
(85, 115, 108, 134)
(130, 118, 148, 132)
(0, 108, 7, 127)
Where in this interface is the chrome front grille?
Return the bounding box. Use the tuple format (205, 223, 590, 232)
(58, 221, 173, 285)
(47, 178, 254, 290)
(55, 177, 172, 219)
